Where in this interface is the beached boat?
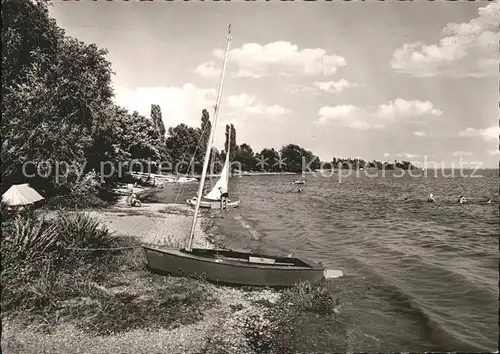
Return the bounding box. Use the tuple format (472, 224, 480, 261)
(185, 197, 241, 209)
(143, 25, 340, 287)
(143, 247, 326, 287)
(176, 176, 197, 184)
(292, 168, 306, 184)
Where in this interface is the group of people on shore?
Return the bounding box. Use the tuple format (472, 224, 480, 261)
(403, 194, 494, 204)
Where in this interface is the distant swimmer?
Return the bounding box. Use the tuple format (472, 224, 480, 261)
(297, 188, 303, 193)
(487, 199, 493, 204)
(427, 193, 435, 203)
(404, 197, 410, 203)
(458, 195, 467, 204)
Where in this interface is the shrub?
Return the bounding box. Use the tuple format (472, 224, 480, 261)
(2, 215, 58, 263)
(43, 191, 110, 210)
(1, 212, 120, 315)
(44, 171, 111, 209)
(240, 281, 346, 354)
(54, 211, 115, 249)
(282, 280, 342, 315)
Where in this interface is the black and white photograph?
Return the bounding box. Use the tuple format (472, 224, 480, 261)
(1, 0, 498, 353)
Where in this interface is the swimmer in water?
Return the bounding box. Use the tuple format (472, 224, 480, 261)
(297, 188, 303, 193)
(404, 197, 410, 203)
(487, 199, 493, 204)
(427, 193, 435, 203)
(458, 195, 467, 204)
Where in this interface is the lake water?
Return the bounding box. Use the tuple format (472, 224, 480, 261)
(141, 169, 499, 352)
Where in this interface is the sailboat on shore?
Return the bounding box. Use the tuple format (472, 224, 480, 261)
(293, 167, 306, 185)
(142, 25, 341, 287)
(185, 126, 241, 209)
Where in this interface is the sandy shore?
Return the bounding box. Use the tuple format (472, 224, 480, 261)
(2, 287, 279, 354)
(43, 195, 219, 249)
(2, 195, 280, 353)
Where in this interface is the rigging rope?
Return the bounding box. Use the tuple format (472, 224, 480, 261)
(64, 246, 139, 251)
(172, 119, 213, 204)
(173, 31, 227, 206)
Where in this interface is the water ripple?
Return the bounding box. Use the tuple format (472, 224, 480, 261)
(220, 172, 499, 351)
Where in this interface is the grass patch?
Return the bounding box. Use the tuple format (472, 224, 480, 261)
(1, 211, 217, 336)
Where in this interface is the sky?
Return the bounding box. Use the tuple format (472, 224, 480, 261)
(49, 0, 499, 168)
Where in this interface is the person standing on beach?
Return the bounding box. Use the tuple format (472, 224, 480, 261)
(218, 186, 228, 210)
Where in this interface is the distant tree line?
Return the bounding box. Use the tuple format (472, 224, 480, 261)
(330, 158, 418, 171)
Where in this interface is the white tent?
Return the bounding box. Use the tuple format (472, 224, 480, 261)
(2, 183, 44, 206)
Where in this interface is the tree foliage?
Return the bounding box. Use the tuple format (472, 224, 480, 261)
(223, 124, 238, 162)
(165, 124, 201, 174)
(234, 143, 257, 171)
(331, 157, 417, 170)
(256, 148, 280, 172)
(279, 144, 321, 173)
(1, 0, 167, 197)
(151, 104, 166, 142)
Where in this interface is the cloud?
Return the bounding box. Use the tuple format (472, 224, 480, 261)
(390, 2, 500, 78)
(193, 61, 220, 79)
(284, 85, 314, 94)
(376, 98, 443, 121)
(113, 85, 289, 129)
(285, 79, 359, 94)
(452, 151, 473, 157)
(413, 131, 429, 137)
(226, 93, 257, 109)
(317, 98, 442, 129)
(396, 153, 421, 159)
(196, 41, 346, 78)
(113, 84, 217, 128)
(383, 152, 421, 159)
(316, 105, 372, 129)
(458, 126, 499, 141)
(402, 153, 421, 159)
(313, 79, 358, 93)
(226, 93, 291, 118)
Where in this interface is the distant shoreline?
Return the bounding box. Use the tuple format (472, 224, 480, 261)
(129, 167, 497, 181)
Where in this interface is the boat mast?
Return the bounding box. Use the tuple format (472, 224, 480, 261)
(186, 24, 232, 252)
(226, 124, 231, 183)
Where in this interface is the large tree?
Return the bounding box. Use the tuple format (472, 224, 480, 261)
(257, 148, 280, 172)
(165, 124, 202, 174)
(1, 0, 114, 194)
(279, 144, 320, 173)
(198, 109, 212, 168)
(151, 104, 166, 142)
(1, 0, 167, 195)
(223, 124, 238, 162)
(234, 143, 257, 171)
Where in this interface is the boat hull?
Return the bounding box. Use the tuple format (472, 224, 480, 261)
(185, 198, 241, 209)
(142, 247, 325, 287)
(176, 177, 197, 183)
